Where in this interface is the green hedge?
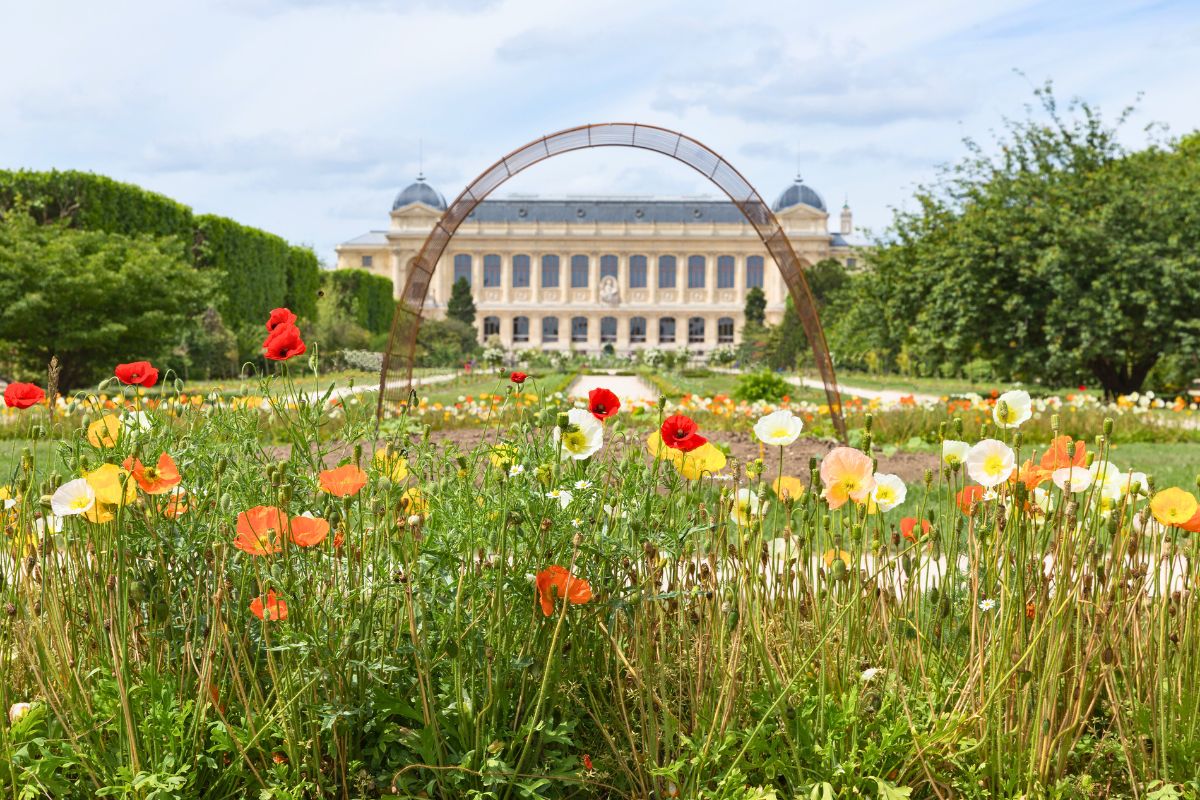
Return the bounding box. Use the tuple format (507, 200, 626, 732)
(325, 269, 395, 334)
(0, 169, 194, 240)
(0, 170, 322, 356)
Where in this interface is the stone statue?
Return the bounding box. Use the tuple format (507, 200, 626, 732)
(599, 275, 620, 306)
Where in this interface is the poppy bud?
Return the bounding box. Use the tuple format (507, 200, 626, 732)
(1103, 417, 1114, 436)
(864, 413, 873, 433)
(952, 417, 963, 437)
(996, 400, 1008, 424)
(1050, 414, 1060, 432)
(924, 469, 933, 489)
(556, 413, 569, 429)
(353, 443, 363, 465)
(657, 394, 666, 410)
(1012, 432, 1022, 449)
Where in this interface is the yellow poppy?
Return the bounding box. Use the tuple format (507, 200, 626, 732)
(87, 415, 122, 448)
(1150, 488, 1199, 527)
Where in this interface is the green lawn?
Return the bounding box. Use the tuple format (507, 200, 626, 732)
(818, 369, 1097, 398)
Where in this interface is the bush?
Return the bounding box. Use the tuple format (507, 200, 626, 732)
(734, 370, 791, 403)
(324, 269, 394, 335)
(182, 306, 239, 380)
(415, 317, 479, 367)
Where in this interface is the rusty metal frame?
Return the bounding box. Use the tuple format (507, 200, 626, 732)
(376, 123, 846, 440)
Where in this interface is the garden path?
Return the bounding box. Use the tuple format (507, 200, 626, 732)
(304, 371, 458, 403)
(568, 372, 658, 404)
(787, 376, 940, 404)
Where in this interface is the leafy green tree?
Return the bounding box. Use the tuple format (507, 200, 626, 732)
(0, 211, 211, 388)
(743, 286, 766, 328)
(836, 84, 1200, 395)
(183, 306, 239, 380)
(447, 277, 476, 327)
(416, 317, 479, 367)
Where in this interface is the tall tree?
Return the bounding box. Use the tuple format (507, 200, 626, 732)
(447, 276, 477, 328)
(743, 286, 766, 328)
(833, 84, 1200, 395)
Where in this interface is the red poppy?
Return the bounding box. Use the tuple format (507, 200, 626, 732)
(900, 517, 931, 542)
(249, 590, 288, 621)
(114, 361, 159, 387)
(660, 415, 706, 452)
(510, 371, 528, 384)
(262, 323, 306, 361)
(266, 307, 297, 332)
(319, 464, 368, 497)
(289, 514, 330, 547)
(582, 754, 593, 771)
(122, 452, 182, 495)
(3, 382, 45, 409)
(535, 565, 593, 617)
(234, 506, 287, 556)
(588, 388, 620, 421)
(956, 485, 985, 515)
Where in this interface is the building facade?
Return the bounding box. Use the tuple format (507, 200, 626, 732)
(335, 175, 864, 354)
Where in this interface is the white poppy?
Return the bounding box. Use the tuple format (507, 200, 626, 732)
(753, 409, 804, 447)
(966, 439, 1016, 488)
(993, 390, 1032, 428)
(942, 440, 970, 467)
(1052, 467, 1093, 493)
(546, 489, 574, 509)
(730, 488, 767, 527)
(34, 515, 63, 535)
(870, 473, 907, 512)
(7, 703, 31, 725)
(51, 479, 96, 517)
(553, 408, 604, 461)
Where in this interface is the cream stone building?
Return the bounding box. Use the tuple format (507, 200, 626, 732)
(335, 174, 865, 353)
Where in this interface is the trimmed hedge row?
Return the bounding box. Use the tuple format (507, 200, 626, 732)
(0, 169, 320, 350)
(325, 268, 395, 335)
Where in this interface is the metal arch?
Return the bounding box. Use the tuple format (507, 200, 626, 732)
(376, 122, 847, 441)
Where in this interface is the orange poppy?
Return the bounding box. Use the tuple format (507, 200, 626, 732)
(122, 452, 182, 495)
(164, 488, 190, 518)
(535, 565, 593, 617)
(289, 514, 330, 547)
(249, 590, 288, 621)
(900, 517, 931, 542)
(1182, 506, 1200, 534)
(1039, 436, 1087, 472)
(234, 506, 287, 556)
(957, 485, 985, 515)
(319, 464, 368, 497)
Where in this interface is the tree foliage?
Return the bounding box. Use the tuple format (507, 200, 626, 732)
(0, 211, 211, 388)
(831, 85, 1200, 395)
(324, 269, 395, 335)
(447, 277, 477, 327)
(743, 286, 766, 328)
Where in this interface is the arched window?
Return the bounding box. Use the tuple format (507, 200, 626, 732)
(658, 255, 676, 289)
(513, 316, 529, 343)
(600, 316, 617, 343)
(629, 255, 647, 288)
(688, 317, 705, 344)
(571, 316, 588, 343)
(600, 254, 618, 281)
(717, 256, 735, 288)
(687, 255, 706, 289)
(483, 254, 501, 287)
(453, 254, 472, 286)
(482, 316, 500, 338)
(542, 317, 559, 343)
(717, 317, 735, 343)
(571, 255, 589, 288)
(541, 255, 560, 288)
(512, 254, 530, 288)
(658, 318, 676, 344)
(629, 316, 647, 343)
(746, 255, 764, 289)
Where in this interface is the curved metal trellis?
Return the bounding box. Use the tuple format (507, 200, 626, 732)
(376, 122, 846, 441)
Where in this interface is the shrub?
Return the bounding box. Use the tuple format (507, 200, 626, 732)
(734, 369, 791, 402)
(323, 269, 394, 335)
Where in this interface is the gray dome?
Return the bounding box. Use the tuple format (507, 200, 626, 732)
(392, 176, 447, 211)
(771, 175, 826, 213)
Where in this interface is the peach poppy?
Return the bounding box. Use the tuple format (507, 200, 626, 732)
(319, 464, 368, 497)
(122, 452, 182, 495)
(535, 565, 593, 617)
(289, 514, 330, 547)
(819, 447, 875, 510)
(234, 505, 287, 556)
(249, 590, 288, 621)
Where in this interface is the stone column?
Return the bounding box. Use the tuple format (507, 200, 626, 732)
(650, 253, 660, 306)
(589, 253, 600, 304)
(532, 252, 542, 305)
(706, 256, 717, 305)
(616, 311, 630, 352)
(501, 253, 512, 305)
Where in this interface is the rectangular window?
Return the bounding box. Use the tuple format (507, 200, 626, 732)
(542, 317, 559, 342)
(746, 255, 764, 289)
(541, 255, 560, 288)
(483, 316, 500, 337)
(629, 255, 647, 288)
(571, 255, 589, 288)
(361, 255, 373, 268)
(483, 254, 501, 288)
(717, 255, 734, 288)
(600, 316, 617, 343)
(571, 316, 588, 343)
(688, 317, 705, 344)
(658, 318, 675, 344)
(512, 254, 531, 287)
(687, 255, 706, 289)
(630, 316, 646, 343)
(717, 317, 735, 343)
(513, 316, 529, 343)
(600, 254, 618, 281)
(658, 255, 676, 289)
(453, 254, 473, 286)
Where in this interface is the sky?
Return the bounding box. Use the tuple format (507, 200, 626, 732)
(2, 0, 1198, 264)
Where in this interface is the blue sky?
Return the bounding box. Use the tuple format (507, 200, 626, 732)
(2, 0, 1197, 263)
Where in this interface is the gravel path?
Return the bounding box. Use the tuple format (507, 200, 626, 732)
(568, 372, 659, 404)
(787, 376, 940, 404)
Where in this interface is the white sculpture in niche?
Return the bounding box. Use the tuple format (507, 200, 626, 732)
(599, 275, 620, 306)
